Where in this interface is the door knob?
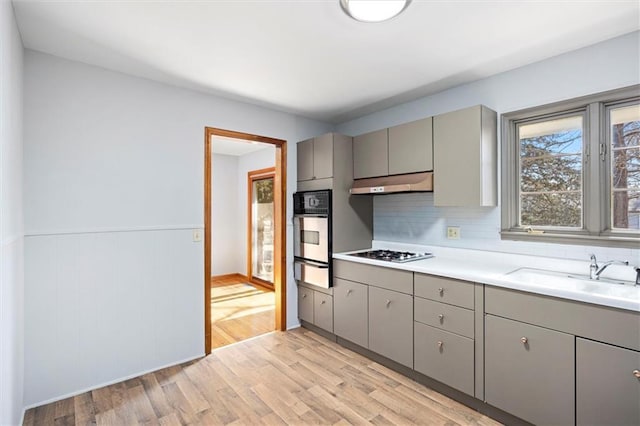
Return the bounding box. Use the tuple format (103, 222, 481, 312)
(438, 288, 444, 296)
(385, 299, 391, 308)
(521, 337, 528, 344)
(438, 314, 444, 321)
(633, 369, 640, 379)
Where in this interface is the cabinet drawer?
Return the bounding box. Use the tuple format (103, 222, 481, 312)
(298, 286, 314, 323)
(334, 260, 413, 295)
(314, 292, 333, 332)
(486, 286, 640, 351)
(369, 287, 413, 368)
(414, 273, 474, 309)
(333, 278, 368, 348)
(414, 322, 474, 396)
(576, 338, 640, 426)
(414, 297, 474, 338)
(485, 314, 575, 426)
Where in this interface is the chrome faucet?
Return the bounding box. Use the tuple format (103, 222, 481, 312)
(589, 254, 629, 280)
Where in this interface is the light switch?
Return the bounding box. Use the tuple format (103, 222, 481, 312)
(192, 229, 202, 242)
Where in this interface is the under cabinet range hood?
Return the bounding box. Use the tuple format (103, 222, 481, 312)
(350, 172, 433, 195)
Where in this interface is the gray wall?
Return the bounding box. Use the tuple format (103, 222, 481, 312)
(337, 31, 640, 264)
(0, 2, 24, 424)
(23, 51, 331, 407)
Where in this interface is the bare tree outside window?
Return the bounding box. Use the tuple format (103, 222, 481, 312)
(610, 104, 640, 230)
(518, 116, 583, 228)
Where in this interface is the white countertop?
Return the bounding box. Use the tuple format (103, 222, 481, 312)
(333, 241, 640, 313)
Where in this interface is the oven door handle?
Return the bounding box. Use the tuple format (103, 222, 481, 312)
(294, 258, 329, 269)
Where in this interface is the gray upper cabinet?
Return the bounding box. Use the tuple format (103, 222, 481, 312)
(333, 278, 368, 348)
(296, 134, 333, 182)
(296, 138, 314, 182)
(353, 129, 388, 179)
(369, 286, 413, 368)
(576, 338, 640, 426)
(485, 314, 575, 426)
(388, 117, 433, 175)
(312, 133, 333, 180)
(433, 105, 497, 206)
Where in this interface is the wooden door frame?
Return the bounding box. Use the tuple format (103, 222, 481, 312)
(247, 167, 276, 290)
(204, 127, 287, 355)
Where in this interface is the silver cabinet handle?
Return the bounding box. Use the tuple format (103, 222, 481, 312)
(437, 341, 443, 348)
(320, 300, 326, 305)
(302, 294, 307, 298)
(438, 314, 444, 321)
(438, 288, 444, 296)
(347, 289, 352, 296)
(521, 337, 528, 344)
(633, 370, 640, 379)
(385, 299, 391, 308)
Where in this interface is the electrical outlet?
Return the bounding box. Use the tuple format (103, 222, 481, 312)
(447, 226, 460, 240)
(192, 229, 202, 242)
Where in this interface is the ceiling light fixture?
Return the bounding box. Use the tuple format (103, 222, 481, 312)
(340, 0, 412, 23)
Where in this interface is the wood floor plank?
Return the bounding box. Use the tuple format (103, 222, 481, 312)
(23, 329, 502, 426)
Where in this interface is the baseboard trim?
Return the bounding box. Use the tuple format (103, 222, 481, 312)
(23, 353, 204, 411)
(211, 273, 248, 283)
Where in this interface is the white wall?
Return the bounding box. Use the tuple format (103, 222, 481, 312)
(23, 51, 331, 406)
(0, 2, 25, 424)
(337, 31, 640, 264)
(237, 147, 276, 277)
(211, 153, 240, 275)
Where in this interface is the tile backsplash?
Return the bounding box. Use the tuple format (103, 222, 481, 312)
(373, 192, 640, 263)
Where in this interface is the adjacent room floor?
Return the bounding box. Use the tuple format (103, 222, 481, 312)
(23, 328, 501, 425)
(210, 275, 275, 350)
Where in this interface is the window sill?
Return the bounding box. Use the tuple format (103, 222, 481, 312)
(500, 229, 640, 249)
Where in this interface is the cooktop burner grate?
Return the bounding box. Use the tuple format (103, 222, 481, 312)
(348, 249, 434, 263)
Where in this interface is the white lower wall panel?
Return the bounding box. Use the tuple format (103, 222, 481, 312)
(24, 229, 203, 406)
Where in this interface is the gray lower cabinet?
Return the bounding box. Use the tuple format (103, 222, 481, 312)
(298, 286, 314, 323)
(333, 278, 368, 348)
(298, 286, 333, 333)
(576, 338, 640, 426)
(414, 322, 474, 395)
(485, 314, 575, 426)
(314, 292, 333, 333)
(369, 286, 413, 368)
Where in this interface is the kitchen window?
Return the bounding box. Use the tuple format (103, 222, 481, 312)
(501, 86, 640, 248)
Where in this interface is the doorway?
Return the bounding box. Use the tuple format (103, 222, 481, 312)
(204, 127, 287, 355)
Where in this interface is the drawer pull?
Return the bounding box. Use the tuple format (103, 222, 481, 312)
(437, 341, 443, 348)
(347, 289, 352, 296)
(385, 299, 391, 308)
(302, 294, 307, 298)
(633, 370, 640, 379)
(521, 337, 528, 344)
(438, 314, 444, 321)
(320, 300, 326, 305)
(438, 288, 444, 296)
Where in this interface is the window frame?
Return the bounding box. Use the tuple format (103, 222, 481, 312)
(501, 85, 640, 248)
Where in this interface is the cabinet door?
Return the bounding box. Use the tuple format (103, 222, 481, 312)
(369, 286, 413, 368)
(577, 338, 640, 426)
(298, 286, 314, 323)
(313, 133, 333, 180)
(485, 315, 575, 426)
(296, 138, 314, 182)
(333, 278, 368, 348)
(314, 292, 333, 332)
(433, 105, 496, 206)
(388, 117, 433, 175)
(414, 322, 474, 396)
(353, 129, 388, 179)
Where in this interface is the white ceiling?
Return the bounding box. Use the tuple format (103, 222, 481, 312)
(211, 135, 272, 156)
(12, 0, 640, 123)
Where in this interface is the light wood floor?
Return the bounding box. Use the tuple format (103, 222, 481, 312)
(23, 328, 501, 426)
(211, 275, 275, 350)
